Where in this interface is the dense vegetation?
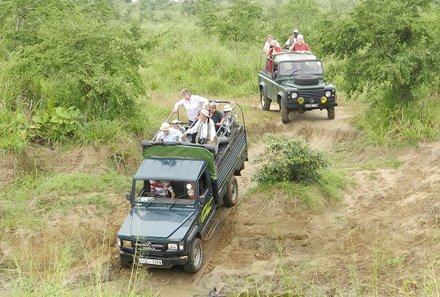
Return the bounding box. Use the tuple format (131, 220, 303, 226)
(1, 1, 440, 296)
(1, 0, 439, 153)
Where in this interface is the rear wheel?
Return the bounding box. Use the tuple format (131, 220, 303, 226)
(327, 106, 335, 120)
(281, 104, 290, 124)
(260, 92, 271, 110)
(183, 238, 204, 273)
(223, 176, 238, 207)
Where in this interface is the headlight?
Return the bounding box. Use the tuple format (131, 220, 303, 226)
(321, 97, 327, 104)
(117, 238, 121, 247)
(121, 240, 132, 248)
(297, 97, 305, 105)
(179, 242, 184, 251)
(291, 92, 298, 99)
(325, 91, 332, 98)
(168, 243, 178, 251)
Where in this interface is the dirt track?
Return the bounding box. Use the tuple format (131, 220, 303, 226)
(1, 102, 439, 296)
(144, 103, 440, 295)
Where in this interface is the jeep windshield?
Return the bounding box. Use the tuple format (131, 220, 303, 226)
(133, 179, 197, 205)
(278, 61, 323, 77)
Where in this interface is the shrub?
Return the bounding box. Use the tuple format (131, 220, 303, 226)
(253, 134, 328, 184)
(28, 106, 81, 144)
(0, 112, 28, 153)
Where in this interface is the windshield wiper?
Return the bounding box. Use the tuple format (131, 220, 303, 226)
(290, 69, 301, 76)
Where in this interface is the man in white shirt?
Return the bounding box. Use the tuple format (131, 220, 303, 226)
(182, 109, 216, 144)
(284, 29, 299, 49)
(155, 122, 182, 143)
(173, 89, 209, 124)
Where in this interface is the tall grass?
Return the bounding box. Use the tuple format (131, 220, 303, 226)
(0, 171, 130, 230)
(356, 95, 440, 146)
(138, 22, 259, 97)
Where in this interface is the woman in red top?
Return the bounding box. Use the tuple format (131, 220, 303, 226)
(266, 40, 283, 73)
(289, 34, 311, 53)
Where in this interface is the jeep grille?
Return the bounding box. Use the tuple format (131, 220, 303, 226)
(298, 89, 323, 99)
(134, 241, 165, 252)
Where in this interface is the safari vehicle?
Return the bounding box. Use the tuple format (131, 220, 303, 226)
(258, 51, 337, 123)
(117, 102, 247, 273)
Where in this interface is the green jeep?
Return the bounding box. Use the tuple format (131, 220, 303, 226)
(258, 52, 337, 123)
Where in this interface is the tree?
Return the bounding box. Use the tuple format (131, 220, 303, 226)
(194, 0, 266, 43)
(318, 0, 440, 101)
(0, 0, 144, 120)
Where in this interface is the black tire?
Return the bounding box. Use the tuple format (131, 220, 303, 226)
(183, 238, 204, 273)
(120, 256, 132, 268)
(223, 176, 238, 207)
(281, 103, 290, 124)
(327, 106, 335, 120)
(260, 92, 271, 111)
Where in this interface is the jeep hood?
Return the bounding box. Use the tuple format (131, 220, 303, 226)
(118, 207, 196, 239)
(282, 79, 325, 89)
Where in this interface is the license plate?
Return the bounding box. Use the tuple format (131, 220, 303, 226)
(139, 258, 163, 265)
(305, 103, 319, 108)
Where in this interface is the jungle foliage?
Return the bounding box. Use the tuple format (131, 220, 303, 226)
(315, 0, 440, 144)
(1, 0, 440, 152)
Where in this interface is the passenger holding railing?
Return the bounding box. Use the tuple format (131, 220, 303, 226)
(173, 88, 209, 125)
(208, 101, 224, 131)
(219, 104, 234, 137)
(180, 109, 216, 145)
(266, 40, 283, 73)
(289, 34, 311, 53)
(154, 122, 182, 143)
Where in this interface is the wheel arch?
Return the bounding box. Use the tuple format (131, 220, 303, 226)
(259, 81, 267, 95)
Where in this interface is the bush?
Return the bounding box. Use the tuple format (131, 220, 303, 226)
(1, 0, 144, 121)
(253, 134, 327, 184)
(0, 112, 28, 153)
(29, 106, 81, 144)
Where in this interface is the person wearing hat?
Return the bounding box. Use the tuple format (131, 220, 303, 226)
(171, 119, 186, 133)
(155, 122, 183, 143)
(284, 29, 300, 49)
(208, 101, 224, 131)
(173, 89, 209, 125)
(219, 104, 235, 136)
(289, 34, 311, 53)
(181, 109, 216, 144)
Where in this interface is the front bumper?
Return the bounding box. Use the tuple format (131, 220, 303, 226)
(120, 250, 188, 269)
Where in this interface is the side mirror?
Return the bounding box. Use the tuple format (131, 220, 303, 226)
(125, 192, 131, 201)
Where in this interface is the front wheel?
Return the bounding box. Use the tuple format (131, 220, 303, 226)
(260, 92, 271, 110)
(223, 176, 238, 207)
(327, 106, 335, 120)
(120, 255, 132, 268)
(183, 238, 204, 273)
(281, 104, 290, 124)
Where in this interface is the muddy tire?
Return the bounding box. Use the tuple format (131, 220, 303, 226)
(223, 176, 238, 207)
(327, 106, 335, 120)
(281, 104, 290, 124)
(260, 92, 271, 110)
(183, 238, 204, 273)
(120, 256, 132, 268)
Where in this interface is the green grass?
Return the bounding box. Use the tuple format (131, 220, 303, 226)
(0, 171, 130, 230)
(358, 157, 403, 171)
(356, 95, 440, 146)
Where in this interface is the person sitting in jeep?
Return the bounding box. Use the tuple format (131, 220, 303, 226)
(181, 109, 216, 145)
(289, 34, 311, 53)
(150, 180, 175, 198)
